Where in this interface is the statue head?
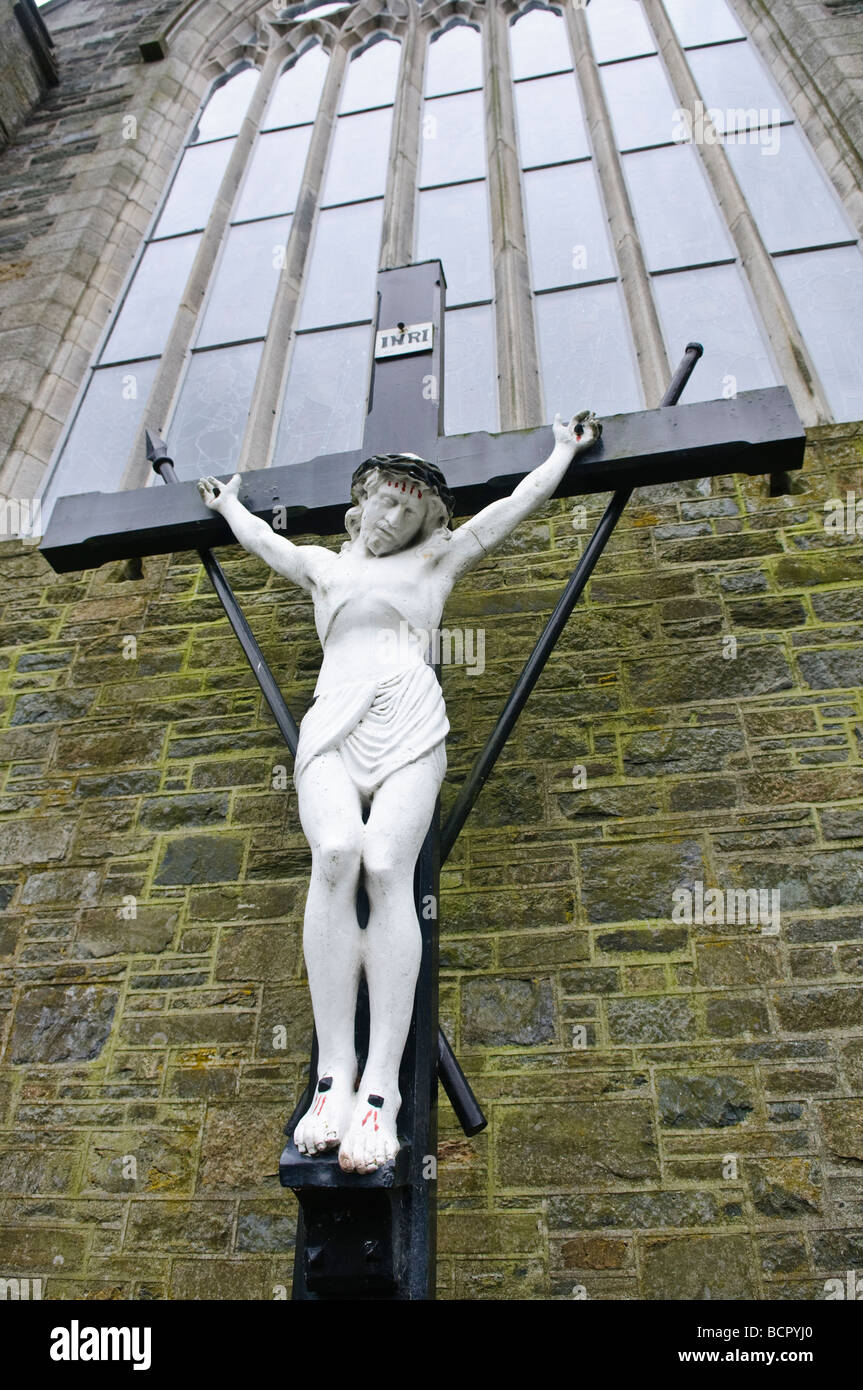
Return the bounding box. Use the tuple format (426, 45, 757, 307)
(344, 453, 454, 556)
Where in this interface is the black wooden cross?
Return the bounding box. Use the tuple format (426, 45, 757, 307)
(39, 260, 805, 1301)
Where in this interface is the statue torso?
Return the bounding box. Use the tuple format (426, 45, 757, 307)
(310, 541, 452, 696)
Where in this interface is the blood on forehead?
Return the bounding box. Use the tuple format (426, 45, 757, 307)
(383, 477, 423, 500)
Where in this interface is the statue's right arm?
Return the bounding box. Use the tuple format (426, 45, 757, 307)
(197, 474, 333, 594)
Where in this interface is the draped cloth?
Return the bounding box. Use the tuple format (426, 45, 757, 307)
(293, 661, 449, 801)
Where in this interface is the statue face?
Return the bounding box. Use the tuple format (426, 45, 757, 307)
(359, 477, 428, 556)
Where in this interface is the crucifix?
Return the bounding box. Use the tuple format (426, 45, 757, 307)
(40, 260, 805, 1301)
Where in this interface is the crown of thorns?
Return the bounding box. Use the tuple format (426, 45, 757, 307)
(350, 453, 455, 519)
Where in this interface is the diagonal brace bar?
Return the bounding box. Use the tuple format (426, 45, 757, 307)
(146, 431, 299, 753)
(441, 343, 704, 864)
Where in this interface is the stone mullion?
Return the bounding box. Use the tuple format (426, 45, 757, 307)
(485, 1, 542, 431)
(642, 0, 831, 426)
(119, 46, 283, 490)
(381, 12, 423, 269)
(237, 40, 348, 472)
(565, 3, 671, 409)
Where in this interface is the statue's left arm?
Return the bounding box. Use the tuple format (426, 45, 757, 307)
(443, 411, 601, 579)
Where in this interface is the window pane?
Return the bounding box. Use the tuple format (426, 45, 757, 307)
(775, 246, 863, 423)
(340, 38, 400, 113)
(192, 68, 259, 143)
(514, 73, 591, 168)
(233, 125, 312, 220)
(601, 55, 680, 150)
(274, 325, 371, 466)
(652, 264, 778, 402)
(101, 235, 201, 364)
(444, 305, 498, 435)
(524, 163, 615, 289)
(169, 342, 264, 478)
(40, 360, 160, 518)
(322, 107, 394, 203)
(535, 284, 643, 418)
(419, 92, 485, 186)
(688, 43, 791, 126)
(154, 140, 234, 238)
(664, 0, 744, 47)
(585, 0, 657, 63)
(509, 8, 571, 80)
(263, 45, 329, 129)
(197, 216, 291, 348)
(726, 128, 856, 253)
(299, 200, 383, 327)
(416, 182, 493, 306)
(426, 24, 482, 96)
(623, 144, 734, 270)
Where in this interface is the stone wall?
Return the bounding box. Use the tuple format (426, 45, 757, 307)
(1, 426, 863, 1299)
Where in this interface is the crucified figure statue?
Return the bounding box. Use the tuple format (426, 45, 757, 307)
(197, 408, 601, 1173)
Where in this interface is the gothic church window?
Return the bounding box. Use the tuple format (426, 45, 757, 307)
(34, 0, 863, 528)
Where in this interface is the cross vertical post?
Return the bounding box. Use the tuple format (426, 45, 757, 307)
(282, 261, 448, 1300)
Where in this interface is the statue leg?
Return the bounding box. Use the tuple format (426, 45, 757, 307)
(293, 749, 364, 1154)
(338, 749, 442, 1173)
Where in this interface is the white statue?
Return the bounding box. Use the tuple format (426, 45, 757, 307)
(197, 409, 601, 1173)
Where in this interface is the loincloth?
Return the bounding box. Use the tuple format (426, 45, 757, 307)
(294, 661, 449, 800)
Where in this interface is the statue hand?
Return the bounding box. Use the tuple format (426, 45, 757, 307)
(197, 473, 241, 512)
(553, 410, 602, 455)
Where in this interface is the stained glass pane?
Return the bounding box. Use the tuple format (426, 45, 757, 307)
(513, 73, 590, 168)
(274, 325, 371, 466)
(726, 128, 856, 253)
(426, 24, 482, 96)
(298, 200, 383, 328)
(524, 163, 615, 289)
(664, 0, 744, 48)
(652, 264, 778, 402)
(101, 235, 201, 364)
(192, 68, 259, 144)
(416, 182, 493, 306)
(419, 91, 485, 187)
(509, 8, 571, 81)
(234, 125, 312, 220)
(535, 283, 643, 419)
(601, 55, 681, 150)
(321, 107, 394, 204)
(444, 305, 498, 435)
(340, 37, 401, 113)
(197, 216, 291, 348)
(775, 246, 863, 423)
(688, 42, 791, 126)
(169, 342, 264, 478)
(264, 45, 329, 129)
(585, 0, 657, 64)
(623, 144, 734, 271)
(40, 359, 160, 520)
(154, 140, 234, 238)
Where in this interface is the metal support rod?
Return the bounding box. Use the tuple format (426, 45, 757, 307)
(440, 343, 704, 863)
(438, 1029, 486, 1137)
(146, 431, 299, 753)
(146, 428, 486, 1136)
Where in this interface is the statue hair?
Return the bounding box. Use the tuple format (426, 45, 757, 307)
(341, 465, 453, 554)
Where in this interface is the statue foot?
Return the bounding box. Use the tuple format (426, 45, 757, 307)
(294, 1069, 356, 1155)
(338, 1086, 400, 1173)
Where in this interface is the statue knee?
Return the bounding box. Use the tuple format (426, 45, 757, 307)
(361, 837, 402, 890)
(313, 836, 361, 883)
